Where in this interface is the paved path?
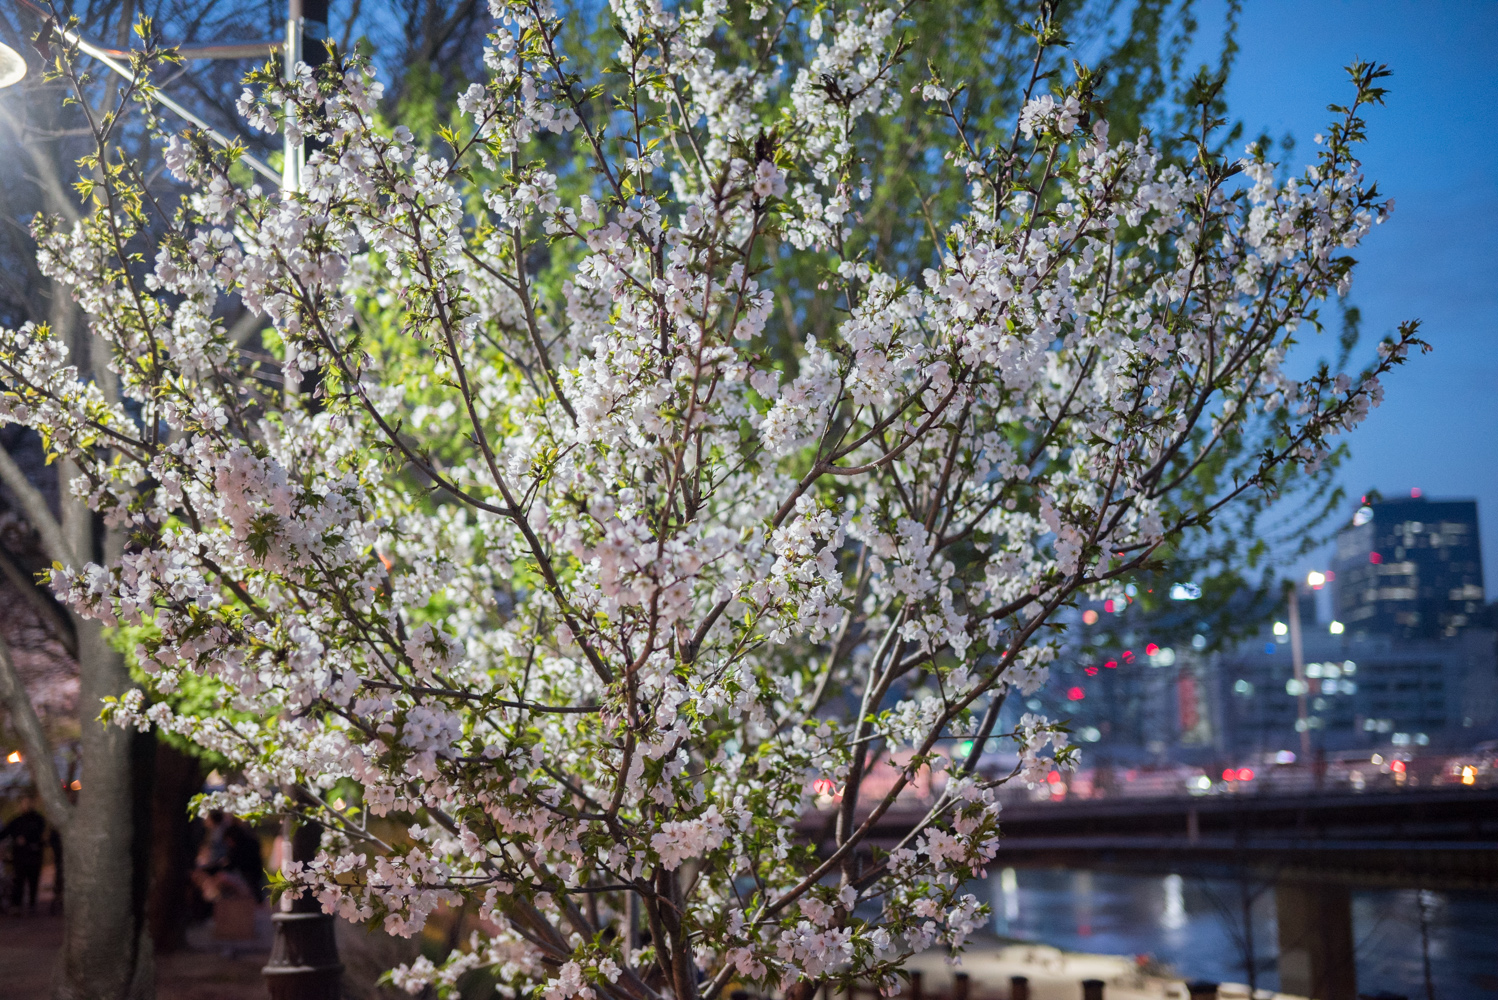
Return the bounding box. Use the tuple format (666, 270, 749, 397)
(0, 911, 271, 1000)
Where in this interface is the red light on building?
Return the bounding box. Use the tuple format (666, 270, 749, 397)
(1411, 487, 1423, 498)
(1391, 760, 1407, 773)
(1221, 769, 1236, 782)
(1103, 599, 1115, 613)
(1105, 660, 1118, 669)
(1066, 686, 1085, 701)
(1122, 650, 1135, 663)
(1237, 768, 1254, 782)
(1145, 643, 1159, 655)
(1370, 552, 1382, 564)
(1046, 772, 1062, 785)
(1085, 666, 1099, 676)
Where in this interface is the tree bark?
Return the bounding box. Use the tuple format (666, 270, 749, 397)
(55, 617, 155, 1000)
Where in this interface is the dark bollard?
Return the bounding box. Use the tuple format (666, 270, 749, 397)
(1010, 976, 1030, 1000)
(909, 971, 923, 1000)
(262, 813, 343, 1000)
(955, 973, 970, 1000)
(1186, 984, 1219, 1000)
(1082, 980, 1105, 1000)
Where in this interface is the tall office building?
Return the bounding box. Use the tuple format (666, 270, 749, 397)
(1331, 494, 1484, 639)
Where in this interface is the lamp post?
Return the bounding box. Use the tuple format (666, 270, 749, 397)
(1287, 580, 1311, 761)
(279, 0, 330, 192)
(263, 804, 344, 1000)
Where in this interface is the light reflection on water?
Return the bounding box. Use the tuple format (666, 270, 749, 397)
(979, 867, 1498, 997)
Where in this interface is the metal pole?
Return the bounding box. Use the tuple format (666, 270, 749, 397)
(281, 0, 302, 192)
(1288, 582, 1310, 761)
(281, 0, 330, 193)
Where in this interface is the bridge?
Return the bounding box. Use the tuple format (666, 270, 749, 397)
(804, 786, 1498, 1000)
(980, 786, 1498, 889)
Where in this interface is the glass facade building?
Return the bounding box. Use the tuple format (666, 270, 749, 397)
(1331, 496, 1484, 639)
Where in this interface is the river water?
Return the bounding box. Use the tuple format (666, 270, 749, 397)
(982, 867, 1498, 997)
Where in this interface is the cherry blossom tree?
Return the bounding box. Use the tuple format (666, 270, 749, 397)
(1, 1, 1419, 998)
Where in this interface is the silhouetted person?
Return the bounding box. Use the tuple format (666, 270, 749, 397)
(0, 795, 47, 912)
(47, 826, 62, 915)
(222, 821, 265, 902)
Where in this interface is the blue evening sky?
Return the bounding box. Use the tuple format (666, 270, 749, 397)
(1184, 1, 1498, 594)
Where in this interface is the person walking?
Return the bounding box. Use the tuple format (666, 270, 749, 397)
(0, 794, 49, 913)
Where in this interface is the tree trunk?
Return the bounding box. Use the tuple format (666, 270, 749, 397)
(55, 618, 154, 1000)
(147, 741, 204, 954)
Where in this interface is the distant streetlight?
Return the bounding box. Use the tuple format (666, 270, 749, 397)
(0, 41, 26, 88)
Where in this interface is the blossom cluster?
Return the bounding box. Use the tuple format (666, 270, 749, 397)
(0, 4, 1418, 1000)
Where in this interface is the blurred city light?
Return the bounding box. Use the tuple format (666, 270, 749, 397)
(1329, 620, 1345, 634)
(1273, 621, 1289, 636)
(5, 751, 19, 764)
(1307, 570, 1327, 589)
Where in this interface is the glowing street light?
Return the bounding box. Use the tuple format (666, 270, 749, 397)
(0, 42, 26, 89)
(1306, 570, 1327, 589)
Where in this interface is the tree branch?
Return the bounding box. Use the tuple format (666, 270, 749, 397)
(0, 444, 76, 567)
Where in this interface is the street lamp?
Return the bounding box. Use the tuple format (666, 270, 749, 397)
(0, 41, 26, 88)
